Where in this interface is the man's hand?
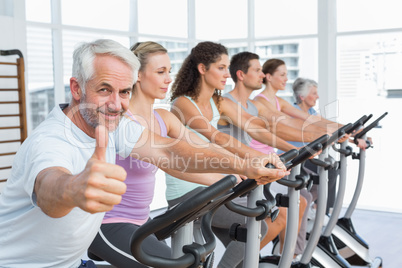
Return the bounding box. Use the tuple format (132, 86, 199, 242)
(74, 125, 127, 213)
(243, 153, 290, 185)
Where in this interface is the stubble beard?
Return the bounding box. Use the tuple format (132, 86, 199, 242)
(79, 95, 124, 131)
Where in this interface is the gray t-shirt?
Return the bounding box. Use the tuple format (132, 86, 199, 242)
(218, 92, 258, 146)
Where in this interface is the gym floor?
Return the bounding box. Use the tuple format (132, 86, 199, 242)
(258, 208, 402, 268)
(93, 208, 402, 267)
(342, 208, 402, 268)
(143, 208, 402, 268)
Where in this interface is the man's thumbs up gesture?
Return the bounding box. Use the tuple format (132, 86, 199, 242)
(76, 125, 127, 213)
(35, 125, 127, 218)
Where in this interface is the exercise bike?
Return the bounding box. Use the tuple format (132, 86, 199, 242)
(296, 113, 386, 268)
(263, 123, 354, 268)
(225, 132, 348, 267)
(330, 112, 387, 267)
(130, 150, 300, 268)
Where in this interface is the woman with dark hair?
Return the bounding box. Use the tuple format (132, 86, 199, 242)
(167, 42, 293, 268)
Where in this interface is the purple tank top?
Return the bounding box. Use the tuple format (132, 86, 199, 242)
(249, 94, 281, 154)
(103, 110, 167, 224)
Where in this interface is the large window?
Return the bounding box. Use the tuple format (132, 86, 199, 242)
(25, 0, 321, 129)
(138, 0, 188, 38)
(23, 0, 401, 212)
(337, 33, 402, 99)
(252, 39, 318, 104)
(196, 0, 248, 40)
(336, 1, 402, 213)
(61, 0, 130, 31)
(25, 0, 51, 23)
(337, 33, 402, 212)
(254, 0, 317, 38)
(337, 0, 402, 32)
(25, 0, 190, 129)
(26, 26, 54, 127)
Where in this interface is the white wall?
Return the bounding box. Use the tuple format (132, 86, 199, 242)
(0, 0, 27, 192)
(0, 1, 26, 54)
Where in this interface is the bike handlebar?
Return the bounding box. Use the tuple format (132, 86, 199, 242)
(289, 134, 329, 168)
(130, 175, 238, 268)
(354, 112, 388, 143)
(347, 115, 369, 134)
(321, 123, 352, 149)
(362, 114, 373, 125)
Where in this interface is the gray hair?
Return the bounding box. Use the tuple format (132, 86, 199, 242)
(292, 77, 318, 104)
(72, 39, 140, 93)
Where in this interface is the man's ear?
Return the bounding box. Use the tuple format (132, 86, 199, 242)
(70, 77, 82, 101)
(197, 63, 206, 75)
(236, 70, 244, 81)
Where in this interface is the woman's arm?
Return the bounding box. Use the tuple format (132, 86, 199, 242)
(253, 96, 328, 135)
(219, 97, 297, 151)
(157, 108, 239, 158)
(278, 97, 341, 132)
(170, 96, 266, 159)
(129, 127, 290, 184)
(156, 108, 244, 185)
(163, 169, 242, 186)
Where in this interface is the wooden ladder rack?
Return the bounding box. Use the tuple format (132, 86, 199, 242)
(0, 49, 27, 184)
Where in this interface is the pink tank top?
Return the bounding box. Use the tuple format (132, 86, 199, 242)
(249, 94, 281, 154)
(103, 110, 167, 226)
(256, 93, 281, 111)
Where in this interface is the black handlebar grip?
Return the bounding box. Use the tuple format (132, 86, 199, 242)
(347, 115, 368, 134)
(322, 123, 352, 149)
(354, 112, 388, 141)
(279, 149, 299, 164)
(342, 123, 354, 135)
(290, 134, 329, 168)
(264, 149, 299, 170)
(362, 114, 373, 125)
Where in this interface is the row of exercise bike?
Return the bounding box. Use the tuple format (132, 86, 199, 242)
(103, 112, 387, 268)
